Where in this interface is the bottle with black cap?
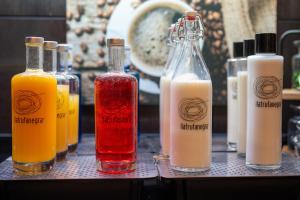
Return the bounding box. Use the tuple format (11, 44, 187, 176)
(236, 39, 255, 157)
(227, 42, 243, 151)
(246, 33, 283, 170)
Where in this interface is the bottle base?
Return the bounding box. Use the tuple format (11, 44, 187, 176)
(227, 142, 237, 151)
(246, 162, 281, 170)
(68, 143, 78, 153)
(96, 159, 136, 174)
(13, 158, 55, 175)
(237, 152, 246, 158)
(171, 165, 210, 172)
(56, 150, 68, 162)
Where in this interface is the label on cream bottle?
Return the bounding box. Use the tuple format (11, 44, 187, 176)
(170, 75, 212, 169)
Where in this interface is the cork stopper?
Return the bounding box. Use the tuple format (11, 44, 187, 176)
(25, 37, 44, 45)
(185, 11, 197, 20)
(107, 38, 124, 47)
(43, 41, 58, 50)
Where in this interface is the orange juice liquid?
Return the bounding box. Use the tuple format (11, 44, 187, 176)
(12, 70, 57, 163)
(68, 94, 79, 146)
(56, 84, 69, 154)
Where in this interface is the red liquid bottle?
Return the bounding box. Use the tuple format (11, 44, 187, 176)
(95, 38, 138, 174)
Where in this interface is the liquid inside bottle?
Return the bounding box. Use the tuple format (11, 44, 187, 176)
(160, 22, 184, 157)
(58, 44, 80, 153)
(44, 41, 70, 161)
(95, 38, 138, 174)
(11, 37, 57, 175)
(170, 12, 212, 172)
(227, 42, 243, 151)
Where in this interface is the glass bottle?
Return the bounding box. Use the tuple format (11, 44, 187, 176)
(67, 45, 82, 143)
(44, 41, 69, 161)
(124, 46, 141, 143)
(160, 21, 183, 157)
(11, 37, 57, 174)
(292, 40, 300, 89)
(94, 38, 138, 174)
(287, 105, 300, 151)
(57, 44, 80, 153)
(170, 12, 212, 172)
(236, 39, 255, 157)
(227, 42, 243, 151)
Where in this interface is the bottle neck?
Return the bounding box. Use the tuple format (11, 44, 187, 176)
(58, 51, 69, 73)
(108, 46, 125, 73)
(255, 52, 276, 56)
(44, 49, 57, 73)
(184, 19, 202, 41)
(26, 45, 43, 71)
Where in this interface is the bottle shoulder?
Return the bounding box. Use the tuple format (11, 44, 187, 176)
(95, 72, 137, 82)
(12, 70, 56, 82)
(247, 54, 283, 61)
(65, 72, 79, 81)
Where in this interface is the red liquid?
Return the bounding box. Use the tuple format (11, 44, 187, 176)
(94, 73, 137, 173)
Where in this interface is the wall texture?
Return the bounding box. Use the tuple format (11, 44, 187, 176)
(0, 0, 66, 133)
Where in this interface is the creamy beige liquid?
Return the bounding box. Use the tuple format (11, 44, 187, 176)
(246, 54, 283, 166)
(237, 71, 247, 154)
(227, 76, 238, 146)
(170, 73, 212, 169)
(160, 76, 171, 156)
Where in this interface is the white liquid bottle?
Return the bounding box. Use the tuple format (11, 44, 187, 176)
(170, 12, 212, 172)
(237, 39, 255, 157)
(160, 22, 183, 157)
(246, 33, 283, 170)
(227, 42, 243, 150)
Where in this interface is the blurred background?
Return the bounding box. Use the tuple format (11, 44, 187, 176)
(0, 0, 299, 139)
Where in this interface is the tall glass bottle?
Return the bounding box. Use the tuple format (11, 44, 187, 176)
(67, 45, 82, 143)
(227, 42, 243, 150)
(57, 44, 80, 153)
(11, 37, 57, 174)
(170, 12, 212, 172)
(124, 47, 141, 143)
(95, 38, 138, 174)
(160, 22, 183, 157)
(44, 41, 69, 161)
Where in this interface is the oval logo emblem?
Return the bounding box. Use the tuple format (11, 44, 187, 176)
(56, 90, 65, 110)
(14, 90, 42, 115)
(178, 98, 208, 122)
(254, 76, 281, 99)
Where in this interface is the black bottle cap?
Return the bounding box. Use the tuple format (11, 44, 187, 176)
(233, 42, 243, 58)
(255, 33, 277, 53)
(243, 39, 255, 57)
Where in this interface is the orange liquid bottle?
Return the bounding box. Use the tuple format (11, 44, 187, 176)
(58, 44, 80, 153)
(11, 37, 57, 175)
(44, 41, 69, 161)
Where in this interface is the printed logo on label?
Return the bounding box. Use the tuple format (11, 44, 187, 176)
(254, 76, 281, 99)
(14, 90, 42, 115)
(178, 98, 208, 122)
(57, 90, 65, 110)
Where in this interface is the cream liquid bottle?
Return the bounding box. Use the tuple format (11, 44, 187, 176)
(246, 33, 283, 170)
(160, 22, 183, 157)
(237, 39, 255, 156)
(237, 70, 247, 154)
(227, 42, 243, 150)
(170, 12, 212, 172)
